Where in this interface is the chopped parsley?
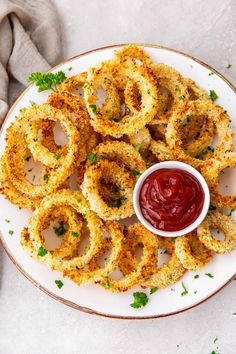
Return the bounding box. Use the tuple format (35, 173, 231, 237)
(208, 72, 214, 76)
(82, 214, 87, 221)
(5, 219, 10, 223)
(30, 100, 36, 106)
(25, 156, 31, 161)
(179, 95, 185, 100)
(213, 337, 218, 344)
(175, 86, 181, 92)
(134, 144, 141, 152)
(68, 66, 72, 71)
(28, 71, 67, 92)
(101, 281, 110, 289)
(131, 169, 141, 177)
(205, 273, 214, 278)
(108, 196, 126, 207)
(171, 237, 176, 243)
(8, 230, 14, 235)
(207, 146, 215, 152)
(209, 90, 218, 101)
(150, 287, 158, 294)
(194, 290, 198, 294)
(111, 186, 119, 194)
(226, 64, 232, 69)
(54, 151, 61, 160)
(77, 198, 82, 203)
(87, 152, 98, 164)
(194, 274, 199, 279)
(113, 117, 122, 123)
(71, 231, 79, 237)
(54, 222, 68, 236)
(55, 280, 64, 289)
(181, 282, 188, 296)
(147, 89, 151, 95)
(89, 104, 97, 114)
(28, 168, 33, 172)
(43, 174, 50, 183)
(37, 246, 48, 257)
(130, 292, 149, 309)
(209, 205, 216, 211)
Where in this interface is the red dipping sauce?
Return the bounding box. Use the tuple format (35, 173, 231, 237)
(139, 168, 204, 232)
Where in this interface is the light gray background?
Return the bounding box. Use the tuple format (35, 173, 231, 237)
(1, 1, 236, 353)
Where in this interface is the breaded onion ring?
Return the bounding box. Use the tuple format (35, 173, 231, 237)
(4, 104, 80, 198)
(63, 221, 124, 285)
(98, 223, 158, 292)
(27, 189, 105, 270)
(175, 232, 212, 270)
(84, 59, 158, 137)
(141, 237, 185, 288)
(82, 159, 134, 220)
(201, 152, 236, 209)
(197, 211, 236, 254)
(166, 101, 233, 168)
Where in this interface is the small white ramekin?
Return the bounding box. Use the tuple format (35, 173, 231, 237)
(133, 161, 210, 237)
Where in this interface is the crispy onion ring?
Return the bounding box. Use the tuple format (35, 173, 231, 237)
(91, 141, 146, 176)
(141, 237, 185, 288)
(197, 211, 236, 254)
(63, 221, 124, 285)
(201, 154, 236, 209)
(149, 63, 189, 125)
(165, 101, 232, 168)
(185, 78, 211, 102)
(26, 189, 105, 270)
(4, 104, 80, 198)
(98, 223, 158, 292)
(82, 159, 134, 220)
(84, 59, 158, 137)
(175, 232, 212, 270)
(21, 206, 82, 259)
(0, 155, 41, 210)
(114, 45, 153, 66)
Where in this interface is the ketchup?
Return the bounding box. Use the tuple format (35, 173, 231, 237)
(139, 168, 204, 232)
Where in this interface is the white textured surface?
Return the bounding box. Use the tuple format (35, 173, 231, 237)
(1, 0, 236, 353)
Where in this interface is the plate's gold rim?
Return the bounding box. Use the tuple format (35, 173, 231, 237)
(1, 43, 236, 320)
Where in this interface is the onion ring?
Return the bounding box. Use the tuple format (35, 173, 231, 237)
(197, 211, 236, 254)
(175, 232, 212, 270)
(82, 159, 134, 220)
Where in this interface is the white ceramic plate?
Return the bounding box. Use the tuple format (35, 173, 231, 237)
(1, 44, 236, 319)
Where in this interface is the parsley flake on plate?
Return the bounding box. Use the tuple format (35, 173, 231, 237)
(150, 287, 158, 294)
(55, 280, 64, 289)
(71, 231, 79, 237)
(130, 292, 149, 309)
(205, 273, 214, 278)
(181, 282, 188, 296)
(134, 144, 141, 152)
(209, 90, 218, 101)
(8, 230, 14, 235)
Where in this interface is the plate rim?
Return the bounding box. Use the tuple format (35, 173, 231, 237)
(1, 42, 236, 320)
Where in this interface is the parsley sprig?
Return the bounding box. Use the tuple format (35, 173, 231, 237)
(130, 292, 149, 309)
(28, 71, 67, 92)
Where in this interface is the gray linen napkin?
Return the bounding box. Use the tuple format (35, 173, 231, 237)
(0, 0, 61, 125)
